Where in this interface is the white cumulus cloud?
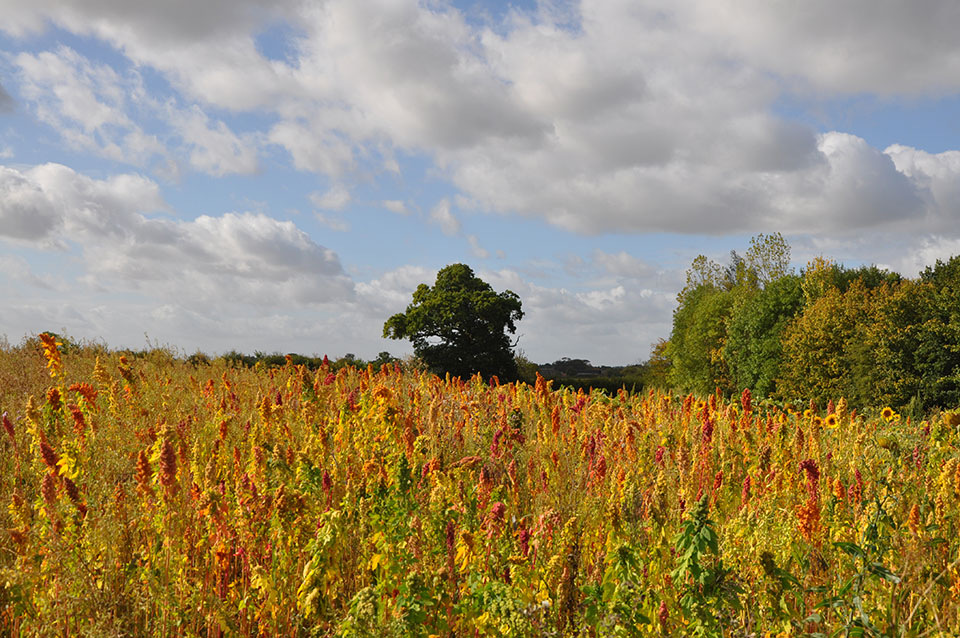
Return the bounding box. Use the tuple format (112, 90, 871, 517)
(382, 200, 408, 215)
(310, 184, 351, 211)
(467, 235, 489, 259)
(6, 0, 960, 242)
(0, 162, 353, 308)
(686, 0, 960, 95)
(429, 198, 460, 236)
(168, 104, 259, 176)
(14, 46, 166, 166)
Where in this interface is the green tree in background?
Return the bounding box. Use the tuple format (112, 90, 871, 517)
(669, 253, 730, 395)
(383, 264, 523, 381)
(667, 284, 735, 395)
(744, 232, 792, 286)
(724, 273, 803, 397)
(676, 254, 724, 307)
(848, 279, 931, 410)
(670, 233, 793, 396)
(662, 235, 960, 411)
(778, 258, 909, 407)
(644, 338, 672, 388)
(778, 278, 882, 406)
(917, 256, 960, 408)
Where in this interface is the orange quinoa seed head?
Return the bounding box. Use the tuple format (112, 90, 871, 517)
(62, 476, 81, 503)
(159, 439, 177, 487)
(38, 333, 63, 377)
(46, 387, 62, 410)
(68, 404, 86, 437)
(832, 478, 845, 502)
(2, 412, 13, 442)
(39, 440, 60, 471)
(135, 449, 154, 498)
(41, 471, 58, 506)
(908, 504, 921, 536)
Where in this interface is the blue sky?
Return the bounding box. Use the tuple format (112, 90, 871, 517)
(2, 0, 960, 365)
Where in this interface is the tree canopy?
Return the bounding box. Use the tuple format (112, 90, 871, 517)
(660, 236, 960, 412)
(383, 264, 523, 381)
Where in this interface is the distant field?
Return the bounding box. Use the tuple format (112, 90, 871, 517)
(2, 339, 960, 636)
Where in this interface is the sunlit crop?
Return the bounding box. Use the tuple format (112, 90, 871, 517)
(2, 337, 960, 636)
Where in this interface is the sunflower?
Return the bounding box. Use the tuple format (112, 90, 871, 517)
(825, 414, 839, 429)
(881, 407, 894, 421)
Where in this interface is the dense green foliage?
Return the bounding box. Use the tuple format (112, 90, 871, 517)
(667, 233, 793, 398)
(214, 350, 398, 372)
(529, 358, 648, 396)
(917, 258, 960, 408)
(668, 284, 734, 395)
(383, 264, 523, 381)
(663, 236, 960, 410)
(724, 274, 803, 397)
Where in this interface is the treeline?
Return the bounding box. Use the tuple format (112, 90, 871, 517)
(29, 333, 652, 393)
(206, 350, 398, 371)
(28, 334, 401, 373)
(656, 234, 960, 412)
(518, 356, 648, 395)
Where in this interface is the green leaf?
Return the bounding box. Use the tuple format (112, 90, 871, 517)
(814, 596, 844, 610)
(867, 562, 901, 584)
(834, 542, 866, 559)
(837, 577, 854, 597)
(775, 567, 801, 590)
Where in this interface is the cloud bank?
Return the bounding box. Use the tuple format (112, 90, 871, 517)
(4, 0, 960, 238)
(2, 0, 960, 363)
(0, 163, 353, 308)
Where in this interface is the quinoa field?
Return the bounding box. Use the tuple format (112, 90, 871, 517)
(2, 335, 960, 636)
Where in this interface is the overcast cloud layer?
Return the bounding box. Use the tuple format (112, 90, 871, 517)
(2, 0, 960, 364)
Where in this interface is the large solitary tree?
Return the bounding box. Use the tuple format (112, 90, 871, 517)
(383, 264, 523, 381)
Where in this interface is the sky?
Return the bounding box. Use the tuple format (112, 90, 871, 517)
(1, 0, 960, 366)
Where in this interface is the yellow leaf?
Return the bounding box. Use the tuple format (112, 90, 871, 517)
(456, 543, 471, 571)
(536, 583, 551, 602)
(57, 450, 80, 480)
(369, 553, 383, 571)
